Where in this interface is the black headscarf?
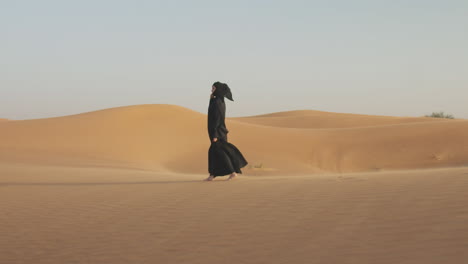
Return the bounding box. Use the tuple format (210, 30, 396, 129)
(213, 81, 234, 101)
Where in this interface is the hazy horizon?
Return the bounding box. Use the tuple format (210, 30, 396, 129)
(2, 0, 467, 120)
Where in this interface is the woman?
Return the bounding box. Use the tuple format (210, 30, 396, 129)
(205, 81, 248, 181)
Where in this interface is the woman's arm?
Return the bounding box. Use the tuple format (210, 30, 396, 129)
(209, 100, 223, 141)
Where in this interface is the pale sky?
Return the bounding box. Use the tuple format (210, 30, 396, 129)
(1, 0, 467, 120)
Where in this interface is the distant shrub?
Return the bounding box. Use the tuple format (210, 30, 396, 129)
(425, 111, 454, 119)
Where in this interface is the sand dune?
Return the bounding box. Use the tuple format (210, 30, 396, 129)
(0, 104, 207, 172)
(232, 109, 441, 128)
(2, 104, 468, 263)
(1, 104, 468, 175)
(0, 104, 467, 175)
(0, 118, 8, 122)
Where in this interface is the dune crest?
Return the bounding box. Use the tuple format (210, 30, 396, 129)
(1, 104, 468, 174)
(232, 109, 442, 129)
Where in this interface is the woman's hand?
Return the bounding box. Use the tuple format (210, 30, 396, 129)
(212, 138, 218, 142)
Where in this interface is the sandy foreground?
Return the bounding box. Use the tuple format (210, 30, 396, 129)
(1, 104, 468, 263)
(1, 163, 468, 264)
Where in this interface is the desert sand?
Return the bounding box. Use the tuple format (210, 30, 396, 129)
(1, 104, 468, 264)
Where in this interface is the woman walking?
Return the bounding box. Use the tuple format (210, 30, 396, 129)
(205, 81, 248, 181)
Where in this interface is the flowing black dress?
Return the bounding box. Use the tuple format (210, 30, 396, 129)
(208, 96, 248, 177)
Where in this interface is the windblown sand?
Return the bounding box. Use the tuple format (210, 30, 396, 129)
(1, 104, 468, 263)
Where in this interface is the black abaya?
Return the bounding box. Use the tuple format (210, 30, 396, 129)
(207, 96, 248, 177)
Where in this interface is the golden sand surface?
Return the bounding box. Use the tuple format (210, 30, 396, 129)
(1, 104, 468, 263)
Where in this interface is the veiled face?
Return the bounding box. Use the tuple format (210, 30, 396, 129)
(211, 85, 216, 93)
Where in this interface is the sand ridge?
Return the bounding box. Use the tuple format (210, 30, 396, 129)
(0, 104, 467, 174)
(232, 109, 442, 128)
